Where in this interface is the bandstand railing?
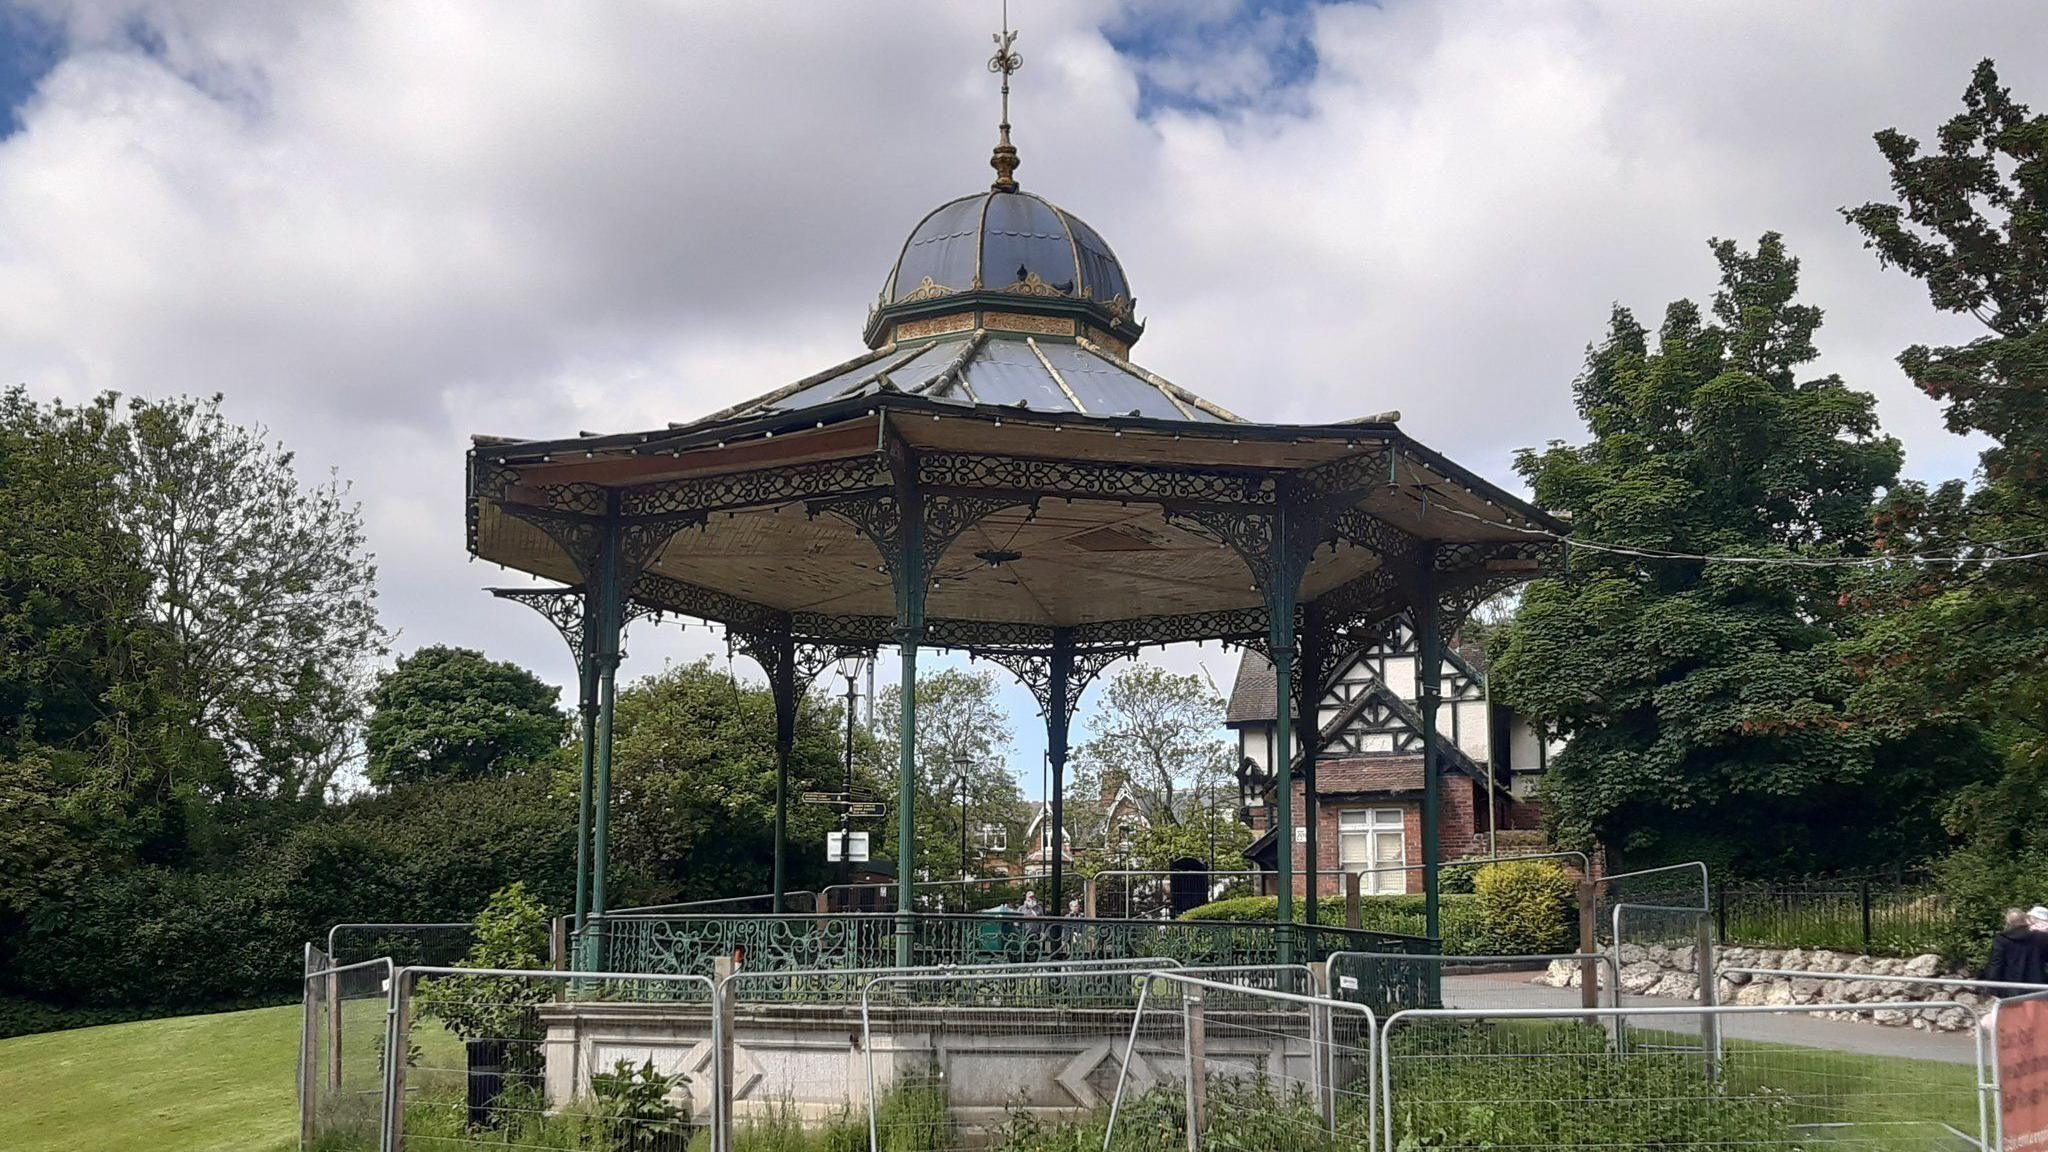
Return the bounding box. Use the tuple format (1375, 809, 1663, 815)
(576, 911, 1435, 982)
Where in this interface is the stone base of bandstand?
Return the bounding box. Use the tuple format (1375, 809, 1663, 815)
(540, 1001, 1336, 1134)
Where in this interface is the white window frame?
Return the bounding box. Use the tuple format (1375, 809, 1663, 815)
(1338, 807, 1408, 895)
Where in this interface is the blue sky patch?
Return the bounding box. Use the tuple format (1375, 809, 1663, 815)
(0, 3, 63, 138)
(1106, 0, 1363, 119)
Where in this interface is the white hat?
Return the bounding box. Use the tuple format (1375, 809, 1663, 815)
(2029, 905, 2048, 924)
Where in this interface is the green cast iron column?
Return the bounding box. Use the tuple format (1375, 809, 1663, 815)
(890, 448, 927, 968)
(1045, 630, 1074, 916)
(586, 520, 625, 969)
(1266, 498, 1301, 965)
(769, 635, 797, 914)
(1414, 544, 1443, 940)
(572, 599, 598, 937)
(1297, 602, 1324, 929)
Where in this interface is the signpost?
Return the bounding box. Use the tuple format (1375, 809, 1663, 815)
(808, 791, 879, 867)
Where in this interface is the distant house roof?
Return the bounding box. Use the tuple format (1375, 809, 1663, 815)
(1226, 650, 1278, 726)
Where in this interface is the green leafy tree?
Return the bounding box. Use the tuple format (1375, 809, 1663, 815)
(365, 645, 569, 788)
(875, 667, 1022, 880)
(1841, 60, 2048, 949)
(608, 659, 859, 903)
(1492, 234, 1968, 874)
(120, 394, 386, 800)
(1072, 665, 1234, 831)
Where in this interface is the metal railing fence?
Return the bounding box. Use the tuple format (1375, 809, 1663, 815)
(1380, 1001, 1991, 1152)
(816, 873, 1050, 913)
(579, 911, 1434, 981)
(1714, 872, 1953, 955)
(1088, 868, 1265, 919)
(609, 889, 820, 916)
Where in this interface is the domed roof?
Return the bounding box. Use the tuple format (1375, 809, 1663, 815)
(866, 189, 1139, 348)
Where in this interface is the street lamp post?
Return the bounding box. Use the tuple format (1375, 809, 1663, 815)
(836, 653, 865, 897)
(952, 752, 972, 890)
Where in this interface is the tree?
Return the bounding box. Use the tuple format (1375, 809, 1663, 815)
(1491, 234, 1976, 874)
(607, 659, 859, 903)
(365, 646, 569, 788)
(1072, 664, 1234, 828)
(1839, 59, 2048, 749)
(875, 667, 1021, 880)
(1841, 60, 2048, 947)
(120, 394, 386, 801)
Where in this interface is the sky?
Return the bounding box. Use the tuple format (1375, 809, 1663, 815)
(1, 1, 2040, 800)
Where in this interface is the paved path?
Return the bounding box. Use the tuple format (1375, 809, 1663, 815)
(1440, 973, 1978, 1065)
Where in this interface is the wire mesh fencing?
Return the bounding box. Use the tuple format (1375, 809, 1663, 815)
(1381, 1001, 1989, 1152)
(1109, 971, 1379, 1152)
(385, 966, 718, 1152)
(301, 957, 394, 1151)
(853, 967, 1371, 1152)
(327, 923, 478, 969)
(1328, 951, 1621, 1016)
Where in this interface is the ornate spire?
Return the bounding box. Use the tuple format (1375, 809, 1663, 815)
(987, 2, 1022, 192)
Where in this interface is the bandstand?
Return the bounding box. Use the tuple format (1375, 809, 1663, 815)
(465, 31, 1563, 978)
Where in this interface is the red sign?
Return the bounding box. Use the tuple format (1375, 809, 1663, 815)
(2002, 996, 2048, 1151)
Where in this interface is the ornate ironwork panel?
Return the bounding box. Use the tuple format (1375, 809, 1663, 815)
(621, 454, 889, 518)
(917, 451, 1271, 508)
(490, 586, 588, 672)
(972, 644, 1135, 718)
(1297, 441, 1396, 502)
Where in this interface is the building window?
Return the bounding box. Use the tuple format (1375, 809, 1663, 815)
(977, 823, 1007, 852)
(1339, 808, 1407, 895)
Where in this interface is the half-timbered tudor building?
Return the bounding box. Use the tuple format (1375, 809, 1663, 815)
(1228, 615, 1560, 895)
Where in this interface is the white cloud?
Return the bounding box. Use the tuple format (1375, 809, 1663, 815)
(1, 0, 2038, 797)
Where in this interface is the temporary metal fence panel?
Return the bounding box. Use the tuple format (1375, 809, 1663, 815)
(1381, 1001, 1990, 1152)
(300, 957, 393, 1152)
(854, 966, 1359, 1152)
(326, 922, 477, 968)
(381, 966, 719, 1152)
(1327, 951, 1621, 1016)
(1993, 987, 2048, 1152)
(1104, 970, 1379, 1152)
(1593, 861, 1710, 944)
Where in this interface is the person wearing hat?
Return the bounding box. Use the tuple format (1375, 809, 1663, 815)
(1986, 907, 2048, 987)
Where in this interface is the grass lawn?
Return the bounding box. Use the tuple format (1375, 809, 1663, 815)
(0, 1004, 302, 1152)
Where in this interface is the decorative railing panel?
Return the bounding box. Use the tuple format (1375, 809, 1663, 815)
(585, 912, 1435, 981)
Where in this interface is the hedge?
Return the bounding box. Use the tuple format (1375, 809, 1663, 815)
(1181, 860, 1577, 956)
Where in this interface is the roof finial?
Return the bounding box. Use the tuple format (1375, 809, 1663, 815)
(987, 1, 1022, 192)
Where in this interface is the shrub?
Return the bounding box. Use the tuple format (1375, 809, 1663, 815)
(1178, 893, 1491, 953)
(1471, 860, 1576, 953)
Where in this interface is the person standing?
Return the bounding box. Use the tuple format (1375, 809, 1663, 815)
(1986, 907, 2047, 987)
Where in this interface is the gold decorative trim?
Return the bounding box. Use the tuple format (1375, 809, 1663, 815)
(1002, 271, 1065, 298)
(900, 276, 956, 303)
(1082, 326, 1131, 358)
(1104, 294, 1134, 324)
(982, 311, 1075, 337)
(893, 313, 976, 342)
